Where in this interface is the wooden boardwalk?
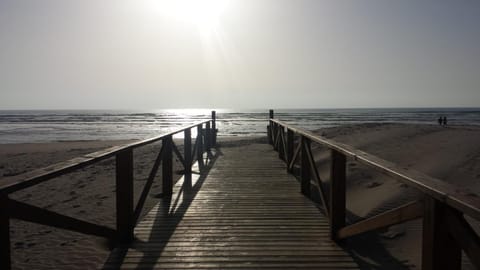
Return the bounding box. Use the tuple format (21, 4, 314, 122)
(103, 142, 359, 269)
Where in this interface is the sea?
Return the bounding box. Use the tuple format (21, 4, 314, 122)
(0, 108, 479, 144)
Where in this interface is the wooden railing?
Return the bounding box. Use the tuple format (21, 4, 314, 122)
(0, 111, 218, 270)
(268, 110, 480, 270)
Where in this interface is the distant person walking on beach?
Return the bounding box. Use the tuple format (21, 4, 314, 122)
(438, 117, 442, 126)
(442, 116, 448, 126)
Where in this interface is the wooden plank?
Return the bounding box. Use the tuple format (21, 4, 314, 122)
(330, 149, 346, 241)
(422, 197, 461, 270)
(104, 142, 358, 270)
(116, 149, 134, 243)
(337, 201, 423, 239)
(444, 208, 480, 269)
(8, 199, 116, 239)
(0, 194, 10, 270)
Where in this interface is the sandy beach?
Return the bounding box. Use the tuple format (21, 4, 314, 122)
(2, 124, 480, 269)
(315, 123, 480, 269)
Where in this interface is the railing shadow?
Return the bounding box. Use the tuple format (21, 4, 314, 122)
(341, 211, 412, 270)
(291, 167, 412, 269)
(101, 147, 221, 269)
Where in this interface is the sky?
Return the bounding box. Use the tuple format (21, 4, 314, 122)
(1, 0, 479, 110)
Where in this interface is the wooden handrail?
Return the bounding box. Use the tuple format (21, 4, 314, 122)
(0, 120, 211, 194)
(268, 110, 480, 270)
(0, 113, 217, 270)
(270, 118, 480, 221)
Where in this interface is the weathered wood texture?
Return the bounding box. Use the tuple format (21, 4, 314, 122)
(103, 143, 359, 269)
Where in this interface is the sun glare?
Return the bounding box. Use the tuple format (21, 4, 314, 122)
(158, 0, 229, 35)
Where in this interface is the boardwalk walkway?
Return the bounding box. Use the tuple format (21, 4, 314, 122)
(103, 141, 359, 269)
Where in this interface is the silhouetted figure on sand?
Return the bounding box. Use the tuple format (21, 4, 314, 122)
(438, 117, 442, 126)
(442, 116, 448, 126)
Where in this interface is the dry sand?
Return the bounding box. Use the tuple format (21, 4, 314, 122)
(315, 123, 480, 269)
(1, 124, 480, 269)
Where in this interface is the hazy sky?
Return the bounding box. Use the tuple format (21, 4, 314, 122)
(1, 0, 479, 109)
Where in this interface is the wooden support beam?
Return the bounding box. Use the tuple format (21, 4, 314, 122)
(422, 197, 461, 270)
(330, 149, 346, 241)
(211, 111, 217, 146)
(9, 199, 116, 239)
(268, 110, 274, 145)
(133, 146, 164, 224)
(183, 129, 193, 191)
(288, 143, 302, 172)
(184, 129, 192, 175)
(444, 207, 480, 269)
(196, 125, 204, 170)
(337, 201, 423, 239)
(278, 126, 285, 161)
(191, 135, 198, 164)
(171, 141, 185, 170)
(286, 129, 294, 173)
(0, 194, 11, 270)
(273, 123, 280, 151)
(116, 149, 134, 244)
(205, 122, 211, 152)
(162, 136, 173, 196)
(300, 136, 311, 197)
(305, 143, 329, 217)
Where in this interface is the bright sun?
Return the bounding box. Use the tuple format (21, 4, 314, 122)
(158, 0, 229, 34)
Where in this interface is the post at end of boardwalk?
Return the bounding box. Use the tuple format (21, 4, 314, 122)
(268, 109, 274, 145)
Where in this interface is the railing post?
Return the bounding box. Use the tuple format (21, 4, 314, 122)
(300, 136, 311, 196)
(197, 124, 204, 170)
(273, 122, 279, 151)
(330, 149, 346, 241)
(162, 135, 173, 196)
(0, 194, 11, 270)
(184, 129, 192, 176)
(278, 126, 285, 161)
(422, 197, 461, 270)
(115, 149, 134, 244)
(211, 111, 216, 146)
(205, 122, 211, 152)
(286, 128, 294, 172)
(268, 109, 274, 145)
